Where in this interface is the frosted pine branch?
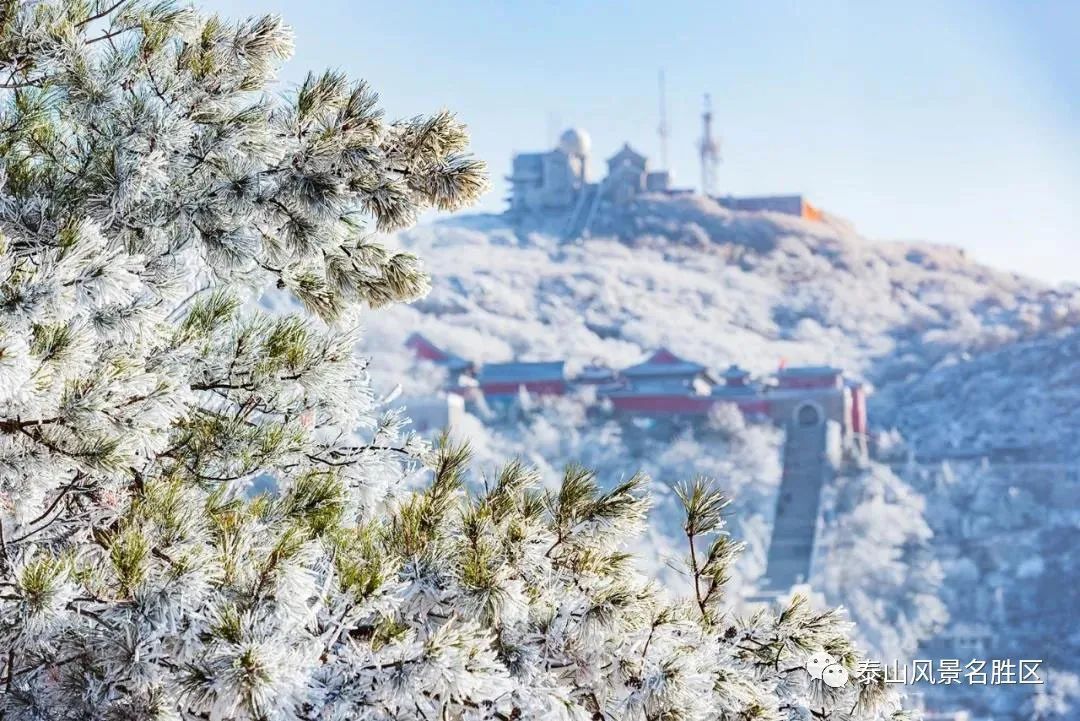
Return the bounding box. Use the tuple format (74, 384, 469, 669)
(0, 2, 902, 720)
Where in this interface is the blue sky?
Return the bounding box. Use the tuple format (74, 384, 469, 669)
(207, 0, 1078, 284)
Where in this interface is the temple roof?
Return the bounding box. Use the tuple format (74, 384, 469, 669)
(405, 333, 471, 372)
(606, 143, 647, 169)
(621, 348, 705, 378)
(575, 364, 617, 381)
(777, 365, 841, 377)
(478, 361, 566, 384)
(723, 364, 751, 379)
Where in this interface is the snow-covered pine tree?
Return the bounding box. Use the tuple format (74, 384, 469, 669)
(816, 463, 947, 663)
(1, 2, 909, 719)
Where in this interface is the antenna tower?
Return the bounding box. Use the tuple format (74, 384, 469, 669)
(698, 93, 721, 196)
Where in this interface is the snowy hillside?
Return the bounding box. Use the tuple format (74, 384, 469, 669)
(876, 323, 1080, 718)
(366, 195, 1079, 398)
(350, 196, 1079, 719)
(877, 324, 1080, 454)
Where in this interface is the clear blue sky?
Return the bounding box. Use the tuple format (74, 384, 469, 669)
(206, 0, 1079, 284)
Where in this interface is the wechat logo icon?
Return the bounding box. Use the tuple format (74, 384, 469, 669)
(804, 650, 850, 689)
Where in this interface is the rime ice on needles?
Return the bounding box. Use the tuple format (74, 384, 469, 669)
(1, 2, 902, 720)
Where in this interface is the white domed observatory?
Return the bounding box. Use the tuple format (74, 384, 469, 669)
(558, 127, 591, 160)
(506, 125, 674, 238)
(507, 127, 591, 217)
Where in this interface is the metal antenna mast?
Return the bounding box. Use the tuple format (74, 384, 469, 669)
(657, 69, 669, 170)
(697, 93, 721, 196)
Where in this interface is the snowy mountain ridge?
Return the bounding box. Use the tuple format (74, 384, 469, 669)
(370, 195, 1079, 417)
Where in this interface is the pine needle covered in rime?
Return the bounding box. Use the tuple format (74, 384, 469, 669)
(0, 2, 908, 720)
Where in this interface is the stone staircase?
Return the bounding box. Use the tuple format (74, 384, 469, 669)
(563, 181, 602, 241)
(760, 417, 832, 592)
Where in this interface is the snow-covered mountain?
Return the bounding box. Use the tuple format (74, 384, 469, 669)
(370, 195, 1079, 394)
(358, 195, 1079, 720)
(879, 323, 1080, 455)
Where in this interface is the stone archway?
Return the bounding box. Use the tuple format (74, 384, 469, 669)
(795, 402, 822, 427)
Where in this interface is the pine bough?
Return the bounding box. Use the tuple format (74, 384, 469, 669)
(0, 3, 909, 720)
